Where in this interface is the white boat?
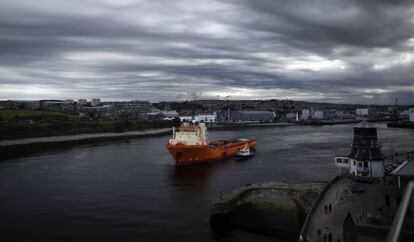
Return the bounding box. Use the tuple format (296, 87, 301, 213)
(235, 145, 255, 160)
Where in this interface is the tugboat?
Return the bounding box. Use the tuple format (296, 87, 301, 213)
(235, 144, 256, 161)
(166, 122, 256, 166)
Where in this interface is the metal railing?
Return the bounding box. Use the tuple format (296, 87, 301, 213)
(386, 181, 414, 242)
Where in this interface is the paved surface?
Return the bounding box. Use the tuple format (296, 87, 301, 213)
(304, 177, 399, 242)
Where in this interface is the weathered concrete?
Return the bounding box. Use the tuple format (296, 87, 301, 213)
(210, 182, 324, 240)
(302, 177, 401, 242)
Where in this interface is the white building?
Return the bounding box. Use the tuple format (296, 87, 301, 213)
(356, 108, 369, 117)
(194, 112, 216, 123)
(179, 116, 194, 122)
(91, 98, 101, 106)
(311, 110, 324, 120)
(161, 110, 179, 120)
(300, 109, 310, 120)
(178, 113, 217, 123)
(334, 121, 385, 179)
(409, 108, 414, 122)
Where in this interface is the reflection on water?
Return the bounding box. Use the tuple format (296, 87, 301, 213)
(0, 123, 413, 242)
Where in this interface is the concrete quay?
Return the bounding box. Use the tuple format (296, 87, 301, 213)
(210, 182, 324, 240)
(300, 176, 403, 242)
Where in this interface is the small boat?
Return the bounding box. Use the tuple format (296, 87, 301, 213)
(235, 145, 255, 161)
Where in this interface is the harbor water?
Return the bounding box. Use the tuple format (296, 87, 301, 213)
(0, 123, 413, 242)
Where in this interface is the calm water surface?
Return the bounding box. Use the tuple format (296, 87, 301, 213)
(1, 123, 413, 242)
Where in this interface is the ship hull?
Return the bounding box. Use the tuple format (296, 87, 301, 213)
(166, 139, 256, 166)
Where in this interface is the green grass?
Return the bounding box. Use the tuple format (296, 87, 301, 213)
(0, 109, 77, 120)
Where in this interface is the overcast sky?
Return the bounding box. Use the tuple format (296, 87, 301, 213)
(0, 0, 413, 104)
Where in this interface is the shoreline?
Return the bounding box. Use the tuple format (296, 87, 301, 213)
(0, 128, 172, 161)
(0, 120, 393, 161)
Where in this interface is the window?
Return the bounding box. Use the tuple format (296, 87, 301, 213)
(353, 161, 356, 166)
(358, 162, 363, 167)
(343, 159, 349, 164)
(336, 158, 343, 164)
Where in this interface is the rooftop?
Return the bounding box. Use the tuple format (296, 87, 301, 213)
(391, 161, 414, 177)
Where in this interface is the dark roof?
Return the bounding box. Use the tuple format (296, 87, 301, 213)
(392, 161, 414, 177)
(348, 147, 384, 161)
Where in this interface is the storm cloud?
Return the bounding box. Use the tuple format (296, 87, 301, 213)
(0, 0, 413, 104)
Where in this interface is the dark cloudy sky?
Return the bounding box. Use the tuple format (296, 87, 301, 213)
(1, 0, 414, 104)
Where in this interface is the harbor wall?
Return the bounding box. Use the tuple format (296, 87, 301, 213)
(297, 175, 344, 242)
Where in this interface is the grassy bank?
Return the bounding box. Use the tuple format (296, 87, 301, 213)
(0, 110, 179, 140)
(0, 109, 78, 121)
(0, 128, 171, 161)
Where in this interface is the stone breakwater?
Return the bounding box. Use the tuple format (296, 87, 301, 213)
(210, 182, 324, 241)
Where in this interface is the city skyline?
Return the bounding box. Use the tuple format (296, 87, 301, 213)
(1, 0, 414, 104)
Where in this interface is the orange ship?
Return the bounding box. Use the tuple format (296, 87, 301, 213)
(166, 122, 256, 166)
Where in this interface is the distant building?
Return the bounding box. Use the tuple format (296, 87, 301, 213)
(81, 105, 112, 113)
(230, 111, 274, 123)
(194, 112, 216, 123)
(409, 108, 414, 122)
(91, 98, 101, 106)
(78, 99, 87, 105)
(323, 109, 337, 120)
(179, 116, 193, 122)
(65, 99, 74, 104)
(285, 112, 297, 121)
(161, 110, 179, 120)
(336, 110, 356, 120)
(5, 100, 40, 110)
(356, 108, 369, 118)
(40, 100, 66, 111)
(113, 101, 152, 119)
(311, 110, 324, 120)
(334, 121, 385, 179)
(300, 109, 310, 120)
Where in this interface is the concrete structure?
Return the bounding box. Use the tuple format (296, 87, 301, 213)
(230, 111, 274, 123)
(334, 121, 385, 179)
(409, 108, 414, 122)
(303, 176, 403, 242)
(91, 98, 101, 106)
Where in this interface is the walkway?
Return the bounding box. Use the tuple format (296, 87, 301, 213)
(304, 177, 396, 242)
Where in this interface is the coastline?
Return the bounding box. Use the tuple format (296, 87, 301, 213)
(0, 128, 171, 161)
(0, 123, 294, 161)
(0, 119, 395, 161)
